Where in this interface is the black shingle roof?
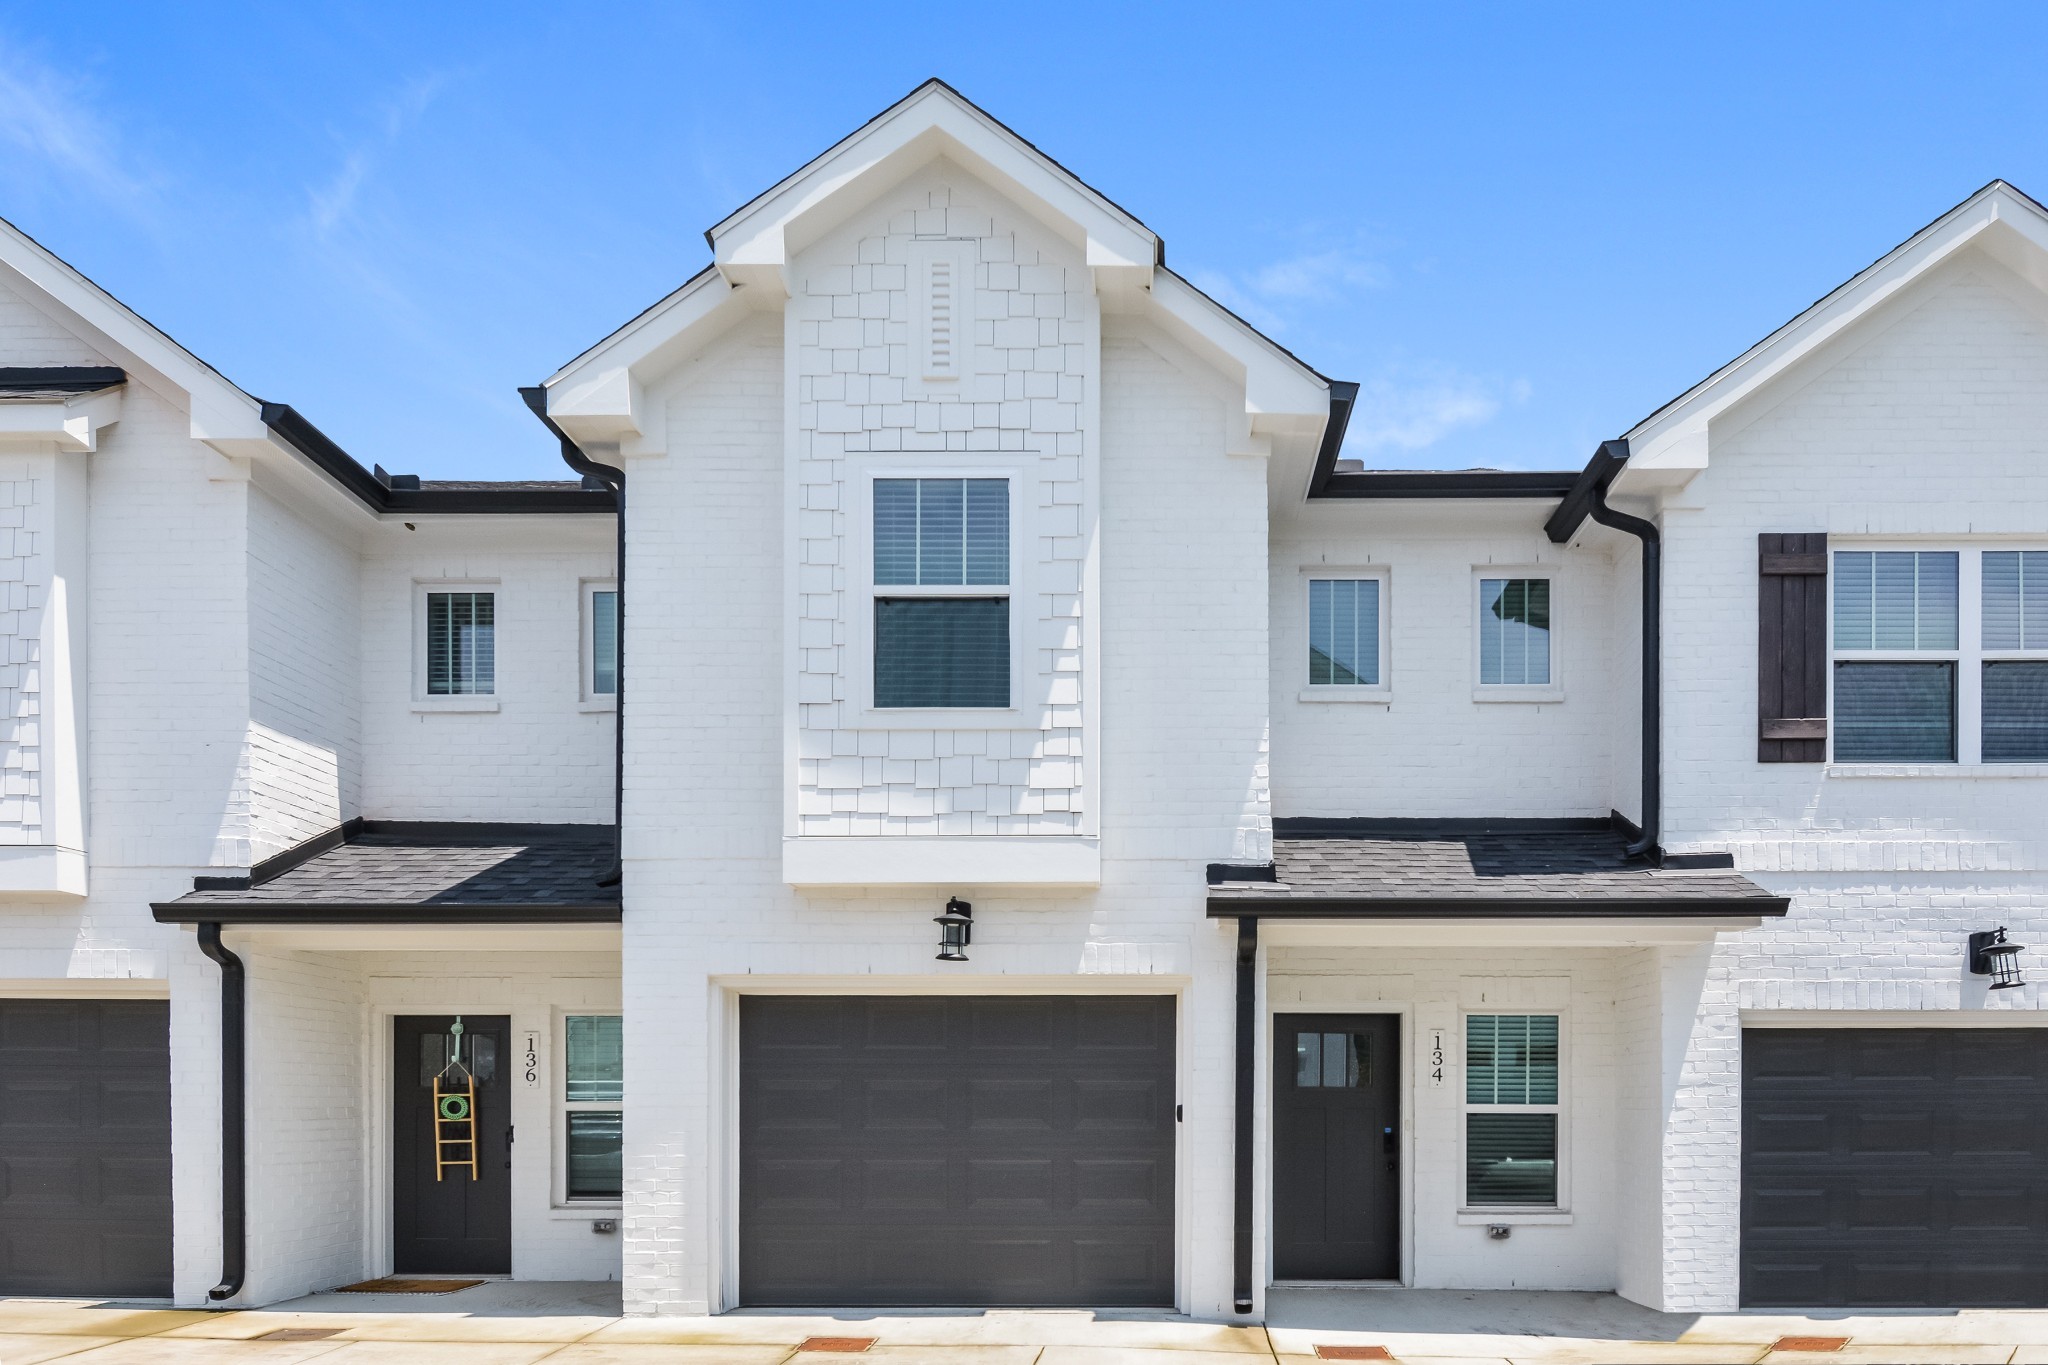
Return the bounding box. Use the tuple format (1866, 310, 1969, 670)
(1208, 820, 1785, 918)
(154, 823, 619, 923)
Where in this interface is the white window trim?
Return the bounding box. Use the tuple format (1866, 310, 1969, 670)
(553, 1010, 623, 1209)
(1470, 567, 1563, 703)
(847, 460, 1030, 728)
(412, 580, 501, 713)
(1457, 1009, 1569, 1217)
(1300, 566, 1392, 702)
(1826, 541, 2048, 767)
(579, 579, 619, 711)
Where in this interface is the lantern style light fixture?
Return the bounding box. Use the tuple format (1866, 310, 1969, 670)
(934, 897, 973, 962)
(1969, 926, 2026, 990)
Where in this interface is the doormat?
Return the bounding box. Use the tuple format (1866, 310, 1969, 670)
(1773, 1340, 1850, 1354)
(1314, 1349, 1393, 1362)
(334, 1278, 486, 1294)
(797, 1339, 878, 1354)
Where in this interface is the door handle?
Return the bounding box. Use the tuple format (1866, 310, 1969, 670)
(1383, 1125, 1397, 1171)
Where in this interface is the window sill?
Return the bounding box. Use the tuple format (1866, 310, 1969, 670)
(1299, 687, 1392, 705)
(412, 697, 501, 714)
(547, 1203, 622, 1220)
(860, 706, 1025, 729)
(1826, 763, 2048, 778)
(1456, 1210, 1573, 1226)
(577, 697, 618, 714)
(1472, 686, 1565, 704)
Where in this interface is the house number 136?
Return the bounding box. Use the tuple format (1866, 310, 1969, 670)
(520, 1031, 541, 1089)
(1429, 1030, 1445, 1088)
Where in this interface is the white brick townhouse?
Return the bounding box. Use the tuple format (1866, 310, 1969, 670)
(4, 79, 2048, 1318)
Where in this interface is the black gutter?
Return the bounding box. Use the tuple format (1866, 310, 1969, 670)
(520, 387, 626, 888)
(196, 923, 244, 1304)
(1545, 439, 1660, 860)
(0, 365, 127, 392)
(154, 901, 622, 926)
(1315, 470, 1581, 500)
(1301, 380, 1360, 498)
(1206, 895, 1790, 919)
(260, 403, 617, 517)
(1232, 915, 1257, 1315)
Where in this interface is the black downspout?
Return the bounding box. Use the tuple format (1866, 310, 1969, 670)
(196, 922, 245, 1303)
(1588, 476, 1661, 862)
(519, 387, 626, 886)
(1232, 914, 1258, 1314)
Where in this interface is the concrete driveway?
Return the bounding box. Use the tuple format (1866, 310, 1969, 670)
(3, 1283, 2046, 1364)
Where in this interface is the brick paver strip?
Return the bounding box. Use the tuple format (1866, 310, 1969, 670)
(1772, 1338, 1850, 1353)
(1313, 1348, 1394, 1361)
(798, 1338, 878, 1354)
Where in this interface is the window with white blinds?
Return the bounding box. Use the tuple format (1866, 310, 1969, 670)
(1831, 546, 2048, 764)
(1478, 578, 1551, 686)
(586, 584, 618, 699)
(426, 592, 495, 696)
(1464, 1013, 1561, 1208)
(872, 477, 1010, 709)
(1307, 578, 1382, 687)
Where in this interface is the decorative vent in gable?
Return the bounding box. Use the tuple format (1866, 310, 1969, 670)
(911, 240, 977, 385)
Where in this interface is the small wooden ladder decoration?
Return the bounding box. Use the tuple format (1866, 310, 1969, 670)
(433, 1017, 479, 1182)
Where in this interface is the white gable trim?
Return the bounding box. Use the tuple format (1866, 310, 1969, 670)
(1624, 182, 2048, 481)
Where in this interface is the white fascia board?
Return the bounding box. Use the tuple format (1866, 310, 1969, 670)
(783, 835, 1102, 888)
(711, 84, 1156, 295)
(0, 218, 266, 447)
(1258, 916, 1768, 949)
(1148, 268, 1329, 429)
(545, 267, 748, 445)
(0, 388, 122, 452)
(1625, 184, 2048, 466)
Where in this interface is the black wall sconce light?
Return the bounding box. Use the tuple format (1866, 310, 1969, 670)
(1969, 926, 2026, 990)
(935, 897, 973, 962)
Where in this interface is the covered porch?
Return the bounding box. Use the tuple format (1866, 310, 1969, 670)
(152, 821, 625, 1308)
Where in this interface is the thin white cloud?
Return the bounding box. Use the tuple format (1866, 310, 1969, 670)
(305, 72, 451, 240)
(1347, 373, 1532, 455)
(0, 37, 157, 213)
(1192, 234, 1388, 335)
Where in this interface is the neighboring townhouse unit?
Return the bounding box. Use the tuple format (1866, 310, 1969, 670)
(4, 80, 2047, 1318)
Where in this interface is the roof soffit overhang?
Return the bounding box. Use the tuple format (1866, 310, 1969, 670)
(1616, 181, 2048, 498)
(544, 80, 1336, 453)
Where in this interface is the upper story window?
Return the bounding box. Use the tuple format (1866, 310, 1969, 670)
(1832, 547, 2048, 764)
(585, 583, 618, 699)
(1307, 578, 1382, 688)
(872, 477, 1010, 709)
(1465, 1013, 1560, 1208)
(1478, 577, 1551, 686)
(426, 591, 495, 695)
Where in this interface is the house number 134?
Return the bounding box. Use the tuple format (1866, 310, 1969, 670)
(1429, 1030, 1445, 1088)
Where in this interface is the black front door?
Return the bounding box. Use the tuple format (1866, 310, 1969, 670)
(393, 1015, 511, 1274)
(1273, 1013, 1400, 1280)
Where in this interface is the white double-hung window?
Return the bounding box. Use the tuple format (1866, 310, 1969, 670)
(1464, 1013, 1561, 1208)
(560, 1014, 621, 1203)
(1828, 546, 2048, 764)
(871, 477, 1010, 710)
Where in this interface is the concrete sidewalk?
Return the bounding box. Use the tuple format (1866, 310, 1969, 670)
(3, 1283, 2046, 1364)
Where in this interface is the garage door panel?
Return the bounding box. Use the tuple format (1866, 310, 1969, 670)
(1743, 1027, 2048, 1308)
(741, 995, 1174, 1306)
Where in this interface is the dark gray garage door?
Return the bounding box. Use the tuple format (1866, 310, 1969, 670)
(0, 999, 173, 1297)
(740, 995, 1175, 1307)
(1743, 1027, 2048, 1307)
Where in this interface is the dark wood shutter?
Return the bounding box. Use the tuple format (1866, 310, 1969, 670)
(1758, 533, 1828, 762)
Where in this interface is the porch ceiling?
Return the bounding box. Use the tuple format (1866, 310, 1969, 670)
(1208, 818, 1787, 919)
(151, 822, 620, 925)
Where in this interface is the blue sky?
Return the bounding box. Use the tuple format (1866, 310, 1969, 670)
(1, 3, 2042, 479)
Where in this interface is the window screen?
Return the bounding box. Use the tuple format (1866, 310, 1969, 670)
(875, 598, 1009, 708)
(1479, 578, 1551, 685)
(1834, 661, 1956, 762)
(1834, 551, 1959, 650)
(565, 1015, 623, 1103)
(1308, 579, 1381, 686)
(1983, 661, 2048, 762)
(1466, 1015, 1559, 1105)
(591, 590, 618, 696)
(565, 1112, 622, 1201)
(1466, 1113, 1558, 1206)
(427, 592, 495, 695)
(1984, 551, 2048, 650)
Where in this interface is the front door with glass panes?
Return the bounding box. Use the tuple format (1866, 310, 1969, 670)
(1272, 1014, 1401, 1280)
(561, 1015, 622, 1204)
(393, 1016, 511, 1273)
